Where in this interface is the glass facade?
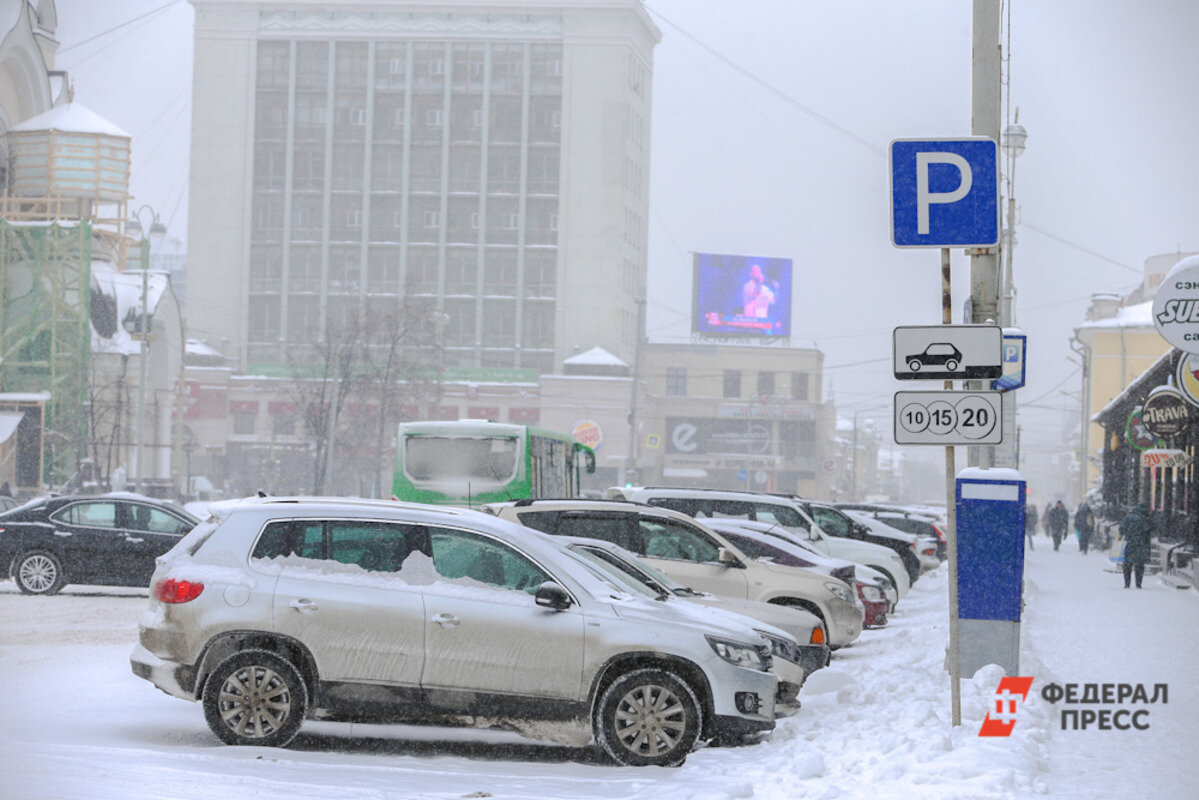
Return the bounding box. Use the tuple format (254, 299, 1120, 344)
(249, 37, 562, 372)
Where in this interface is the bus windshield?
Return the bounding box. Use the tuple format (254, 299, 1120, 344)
(404, 436, 519, 483)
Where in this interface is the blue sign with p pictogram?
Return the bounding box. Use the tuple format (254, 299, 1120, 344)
(890, 138, 999, 248)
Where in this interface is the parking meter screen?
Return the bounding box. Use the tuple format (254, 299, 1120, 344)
(693, 253, 792, 338)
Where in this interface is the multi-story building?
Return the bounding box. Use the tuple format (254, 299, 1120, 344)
(1071, 252, 1195, 501)
(188, 0, 658, 375)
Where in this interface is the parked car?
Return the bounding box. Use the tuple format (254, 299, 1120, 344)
(486, 498, 864, 649)
(841, 510, 940, 572)
(609, 487, 912, 604)
(792, 499, 923, 584)
(131, 497, 779, 766)
(708, 524, 889, 628)
(559, 536, 826, 718)
(0, 493, 199, 594)
(834, 502, 948, 561)
(702, 518, 900, 610)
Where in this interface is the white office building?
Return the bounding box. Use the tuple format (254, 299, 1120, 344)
(187, 0, 658, 376)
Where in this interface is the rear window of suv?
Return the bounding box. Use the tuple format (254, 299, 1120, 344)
(646, 497, 809, 532)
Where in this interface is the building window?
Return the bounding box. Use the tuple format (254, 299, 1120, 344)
(757, 371, 775, 397)
(666, 367, 687, 397)
(791, 371, 809, 401)
(723, 369, 741, 399)
(233, 413, 256, 435)
(426, 108, 444, 126)
(423, 211, 440, 229)
(273, 414, 296, 437)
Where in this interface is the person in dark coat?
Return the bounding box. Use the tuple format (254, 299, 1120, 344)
(1119, 503, 1155, 589)
(1046, 501, 1070, 551)
(1024, 503, 1038, 550)
(1074, 501, 1095, 555)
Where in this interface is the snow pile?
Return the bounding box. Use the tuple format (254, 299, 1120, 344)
(668, 566, 1052, 800)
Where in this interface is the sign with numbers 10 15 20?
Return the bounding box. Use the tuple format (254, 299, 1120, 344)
(894, 390, 1003, 445)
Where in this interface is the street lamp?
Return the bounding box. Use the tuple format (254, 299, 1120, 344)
(1000, 113, 1027, 326)
(125, 205, 166, 493)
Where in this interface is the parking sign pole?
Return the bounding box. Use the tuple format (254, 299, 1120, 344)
(942, 247, 962, 726)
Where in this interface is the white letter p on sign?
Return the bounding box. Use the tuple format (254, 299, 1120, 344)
(916, 152, 972, 235)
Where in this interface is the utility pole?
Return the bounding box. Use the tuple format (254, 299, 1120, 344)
(968, 0, 1002, 470)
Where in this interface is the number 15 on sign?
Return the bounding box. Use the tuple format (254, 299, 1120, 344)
(894, 391, 1003, 445)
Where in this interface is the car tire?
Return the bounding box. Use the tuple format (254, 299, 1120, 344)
(908, 359, 921, 372)
(202, 649, 308, 748)
(946, 359, 960, 371)
(594, 667, 702, 767)
(12, 550, 66, 595)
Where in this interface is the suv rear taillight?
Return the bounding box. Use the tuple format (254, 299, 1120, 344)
(153, 578, 204, 603)
(932, 525, 946, 543)
(810, 626, 826, 645)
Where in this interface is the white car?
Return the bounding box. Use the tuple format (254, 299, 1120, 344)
(487, 499, 864, 649)
(131, 497, 778, 767)
(559, 536, 828, 718)
(610, 487, 912, 602)
(704, 518, 901, 609)
(843, 509, 940, 572)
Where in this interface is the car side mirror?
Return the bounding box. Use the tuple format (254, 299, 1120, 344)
(534, 581, 573, 611)
(717, 548, 743, 568)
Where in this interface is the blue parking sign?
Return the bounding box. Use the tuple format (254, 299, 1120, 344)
(890, 138, 999, 248)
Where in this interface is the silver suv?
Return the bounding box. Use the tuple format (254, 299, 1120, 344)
(130, 497, 778, 766)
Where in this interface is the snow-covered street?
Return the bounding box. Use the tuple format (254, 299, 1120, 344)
(1, 540, 1196, 800)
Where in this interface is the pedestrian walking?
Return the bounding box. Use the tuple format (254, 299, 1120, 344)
(1024, 503, 1038, 550)
(1047, 500, 1069, 551)
(1074, 501, 1095, 554)
(1119, 503, 1155, 589)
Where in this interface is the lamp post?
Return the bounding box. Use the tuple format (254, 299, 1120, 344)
(1000, 114, 1027, 327)
(125, 205, 166, 493)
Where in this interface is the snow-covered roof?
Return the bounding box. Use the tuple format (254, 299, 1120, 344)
(1076, 300, 1154, 331)
(186, 339, 224, 358)
(563, 346, 628, 368)
(90, 261, 170, 356)
(0, 391, 51, 402)
(10, 102, 130, 138)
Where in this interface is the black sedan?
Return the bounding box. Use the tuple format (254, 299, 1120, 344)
(0, 493, 199, 595)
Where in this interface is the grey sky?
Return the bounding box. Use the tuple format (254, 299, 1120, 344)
(53, 0, 1199, 497)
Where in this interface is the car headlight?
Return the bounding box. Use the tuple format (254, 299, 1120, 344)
(860, 583, 884, 602)
(706, 635, 772, 672)
(755, 630, 801, 665)
(823, 581, 854, 604)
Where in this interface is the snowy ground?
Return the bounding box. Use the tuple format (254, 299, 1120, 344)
(1, 538, 1195, 799)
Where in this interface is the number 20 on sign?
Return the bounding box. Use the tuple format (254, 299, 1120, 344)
(893, 390, 1003, 445)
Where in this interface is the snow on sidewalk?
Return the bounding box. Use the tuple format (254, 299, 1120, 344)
(1022, 534, 1199, 799)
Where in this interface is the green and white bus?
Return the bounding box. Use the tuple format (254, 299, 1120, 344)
(393, 420, 596, 507)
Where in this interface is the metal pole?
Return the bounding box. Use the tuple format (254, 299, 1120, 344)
(135, 247, 149, 492)
(851, 413, 859, 501)
(943, 247, 961, 727)
(969, 0, 1002, 469)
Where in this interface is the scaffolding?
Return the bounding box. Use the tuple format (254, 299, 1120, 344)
(0, 218, 94, 481)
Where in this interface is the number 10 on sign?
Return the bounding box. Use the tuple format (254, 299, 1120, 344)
(893, 390, 1003, 445)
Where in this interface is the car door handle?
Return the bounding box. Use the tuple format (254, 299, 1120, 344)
(430, 613, 460, 628)
(288, 599, 318, 614)
(124, 536, 145, 543)
(53, 530, 72, 537)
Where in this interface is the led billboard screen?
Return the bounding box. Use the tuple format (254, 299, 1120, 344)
(693, 252, 792, 338)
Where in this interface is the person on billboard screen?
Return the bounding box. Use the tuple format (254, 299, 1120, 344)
(741, 263, 776, 318)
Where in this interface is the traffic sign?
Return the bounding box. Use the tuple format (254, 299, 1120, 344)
(893, 325, 1002, 380)
(894, 390, 1003, 445)
(992, 328, 1027, 392)
(890, 138, 999, 248)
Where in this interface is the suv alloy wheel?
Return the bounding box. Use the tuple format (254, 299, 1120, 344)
(202, 650, 309, 747)
(594, 668, 702, 767)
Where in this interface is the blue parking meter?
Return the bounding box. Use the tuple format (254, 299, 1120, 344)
(955, 467, 1025, 676)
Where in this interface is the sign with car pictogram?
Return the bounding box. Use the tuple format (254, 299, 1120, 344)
(893, 325, 1003, 380)
(894, 390, 1003, 445)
